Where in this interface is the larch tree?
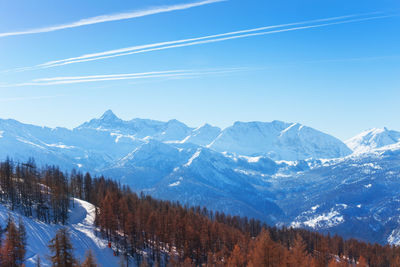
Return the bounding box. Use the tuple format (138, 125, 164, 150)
(357, 255, 368, 267)
(1, 218, 26, 267)
(227, 244, 246, 267)
(17, 217, 27, 262)
(48, 228, 77, 267)
(287, 234, 312, 267)
(81, 249, 97, 267)
(248, 229, 285, 267)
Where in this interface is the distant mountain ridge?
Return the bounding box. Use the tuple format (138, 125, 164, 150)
(79, 110, 353, 160)
(0, 110, 353, 167)
(1, 110, 400, 244)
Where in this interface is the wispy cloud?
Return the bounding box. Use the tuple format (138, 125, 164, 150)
(0, 68, 247, 87)
(7, 12, 393, 73)
(0, 0, 225, 38)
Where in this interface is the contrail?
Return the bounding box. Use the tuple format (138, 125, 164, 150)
(45, 14, 392, 68)
(0, 68, 246, 87)
(6, 12, 391, 73)
(0, 0, 225, 38)
(37, 13, 369, 68)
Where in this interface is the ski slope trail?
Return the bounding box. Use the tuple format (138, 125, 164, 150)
(0, 198, 120, 266)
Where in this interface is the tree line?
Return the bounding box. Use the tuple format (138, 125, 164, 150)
(89, 178, 400, 267)
(0, 158, 69, 224)
(1, 158, 400, 266)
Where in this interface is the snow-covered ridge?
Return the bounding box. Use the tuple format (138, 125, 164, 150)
(208, 120, 351, 160)
(346, 127, 400, 154)
(0, 110, 356, 168)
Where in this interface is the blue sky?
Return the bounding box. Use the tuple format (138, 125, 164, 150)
(0, 0, 399, 140)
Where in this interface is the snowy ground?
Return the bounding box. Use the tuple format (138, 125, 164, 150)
(0, 199, 121, 267)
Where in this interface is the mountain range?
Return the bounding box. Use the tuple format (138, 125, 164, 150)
(1, 110, 400, 245)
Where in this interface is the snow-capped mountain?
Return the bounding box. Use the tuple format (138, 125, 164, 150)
(79, 109, 193, 142)
(1, 110, 400, 245)
(208, 121, 352, 160)
(345, 127, 400, 154)
(0, 110, 352, 169)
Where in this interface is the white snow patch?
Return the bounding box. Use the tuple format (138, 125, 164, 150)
(280, 123, 298, 135)
(357, 204, 362, 208)
(364, 184, 372, 188)
(179, 135, 191, 144)
(184, 149, 201, 167)
(168, 177, 183, 187)
(311, 205, 320, 211)
(388, 228, 400, 245)
(294, 210, 344, 229)
(17, 138, 46, 150)
(143, 136, 152, 141)
(110, 132, 136, 143)
(272, 173, 292, 178)
(363, 163, 382, 170)
(275, 160, 297, 166)
(240, 155, 262, 163)
(45, 143, 75, 149)
(169, 181, 181, 187)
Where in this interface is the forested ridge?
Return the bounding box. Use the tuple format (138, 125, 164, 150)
(0, 158, 399, 266)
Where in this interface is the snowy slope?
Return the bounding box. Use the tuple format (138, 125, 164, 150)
(78, 110, 193, 142)
(208, 121, 351, 160)
(102, 140, 284, 223)
(2, 111, 400, 245)
(0, 111, 352, 172)
(277, 143, 400, 244)
(346, 127, 400, 154)
(180, 123, 221, 146)
(0, 199, 121, 267)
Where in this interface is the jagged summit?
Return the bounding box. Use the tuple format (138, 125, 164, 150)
(99, 109, 120, 121)
(77, 110, 124, 131)
(0, 112, 355, 162)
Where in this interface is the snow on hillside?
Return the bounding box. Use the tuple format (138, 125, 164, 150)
(181, 123, 221, 146)
(2, 111, 400, 245)
(78, 110, 193, 142)
(208, 121, 351, 160)
(0, 199, 121, 267)
(0, 111, 354, 169)
(346, 128, 400, 154)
